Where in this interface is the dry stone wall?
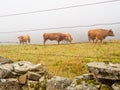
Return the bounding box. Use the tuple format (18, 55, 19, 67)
(0, 56, 120, 90)
(0, 56, 50, 90)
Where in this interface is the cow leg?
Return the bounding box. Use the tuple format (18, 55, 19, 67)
(20, 41, 23, 44)
(58, 41, 60, 45)
(25, 41, 27, 44)
(95, 39, 98, 43)
(28, 39, 30, 44)
(100, 40, 103, 43)
(88, 37, 91, 43)
(43, 39, 46, 45)
(20, 41, 22, 44)
(89, 38, 94, 43)
(95, 37, 99, 43)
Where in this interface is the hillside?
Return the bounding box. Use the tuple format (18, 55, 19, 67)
(0, 40, 120, 78)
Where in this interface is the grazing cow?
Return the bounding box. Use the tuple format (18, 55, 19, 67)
(18, 35, 30, 44)
(43, 32, 67, 45)
(88, 29, 114, 43)
(63, 33, 73, 43)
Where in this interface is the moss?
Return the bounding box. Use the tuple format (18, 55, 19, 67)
(86, 80, 99, 85)
(100, 84, 110, 90)
(101, 72, 110, 77)
(76, 78, 100, 86)
(28, 81, 47, 90)
(30, 71, 51, 90)
(29, 83, 34, 88)
(103, 61, 110, 64)
(76, 79, 83, 85)
(29, 82, 40, 90)
(39, 80, 46, 90)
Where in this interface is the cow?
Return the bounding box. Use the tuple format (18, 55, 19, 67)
(88, 29, 114, 43)
(63, 33, 73, 44)
(18, 35, 30, 44)
(43, 32, 67, 45)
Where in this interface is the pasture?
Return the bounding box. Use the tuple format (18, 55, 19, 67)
(0, 40, 120, 79)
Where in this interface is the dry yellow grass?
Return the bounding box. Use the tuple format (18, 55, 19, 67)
(0, 40, 120, 78)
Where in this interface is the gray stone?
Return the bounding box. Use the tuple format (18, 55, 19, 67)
(28, 71, 42, 81)
(13, 61, 33, 74)
(66, 74, 100, 90)
(0, 64, 14, 78)
(13, 61, 42, 74)
(87, 62, 120, 80)
(0, 78, 20, 90)
(47, 76, 72, 90)
(0, 56, 13, 65)
(75, 74, 94, 80)
(66, 82, 99, 90)
(29, 63, 42, 71)
(0, 64, 14, 72)
(112, 82, 120, 90)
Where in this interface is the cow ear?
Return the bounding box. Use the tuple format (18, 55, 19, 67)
(109, 29, 112, 31)
(109, 29, 112, 32)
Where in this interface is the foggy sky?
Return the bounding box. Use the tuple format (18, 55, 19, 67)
(0, 0, 120, 44)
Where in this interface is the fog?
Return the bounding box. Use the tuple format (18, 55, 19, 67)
(0, 0, 120, 44)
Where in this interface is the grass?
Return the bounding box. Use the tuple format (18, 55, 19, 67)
(0, 40, 120, 79)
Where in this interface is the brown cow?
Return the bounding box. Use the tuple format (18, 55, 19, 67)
(63, 33, 73, 43)
(88, 29, 114, 43)
(18, 35, 30, 44)
(43, 32, 66, 45)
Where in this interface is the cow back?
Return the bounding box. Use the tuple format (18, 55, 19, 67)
(43, 33, 66, 41)
(88, 29, 114, 40)
(18, 35, 30, 44)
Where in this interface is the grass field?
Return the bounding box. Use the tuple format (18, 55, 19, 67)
(0, 40, 120, 79)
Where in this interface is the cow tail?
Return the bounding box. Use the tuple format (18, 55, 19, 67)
(28, 36, 30, 43)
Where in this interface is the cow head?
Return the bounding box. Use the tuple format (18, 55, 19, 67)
(108, 29, 114, 36)
(64, 34, 73, 43)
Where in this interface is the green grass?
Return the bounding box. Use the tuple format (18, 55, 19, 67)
(0, 40, 120, 79)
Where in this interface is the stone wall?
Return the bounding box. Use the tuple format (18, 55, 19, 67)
(0, 56, 51, 90)
(0, 56, 120, 90)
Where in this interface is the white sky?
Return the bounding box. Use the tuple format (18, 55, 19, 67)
(0, 0, 120, 44)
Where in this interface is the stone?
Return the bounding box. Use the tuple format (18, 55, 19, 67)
(0, 78, 20, 90)
(75, 73, 94, 80)
(87, 62, 120, 80)
(0, 64, 14, 72)
(18, 73, 27, 85)
(87, 62, 120, 89)
(13, 61, 42, 74)
(0, 56, 13, 65)
(37, 66, 47, 75)
(112, 82, 120, 90)
(0, 59, 47, 90)
(47, 76, 72, 90)
(65, 82, 99, 90)
(12, 61, 33, 74)
(66, 74, 100, 90)
(0, 64, 14, 78)
(29, 63, 42, 71)
(28, 71, 41, 81)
